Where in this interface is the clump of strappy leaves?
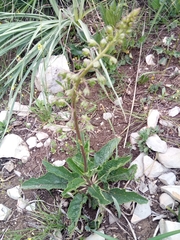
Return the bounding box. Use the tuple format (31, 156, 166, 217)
(22, 8, 147, 237)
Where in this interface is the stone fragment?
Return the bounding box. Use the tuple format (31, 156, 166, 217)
(130, 132, 140, 150)
(159, 219, 180, 240)
(109, 214, 116, 224)
(139, 181, 148, 193)
(26, 202, 36, 212)
(0, 110, 8, 122)
(17, 198, 28, 213)
(86, 230, 105, 240)
(58, 111, 71, 121)
(7, 186, 22, 200)
(168, 106, 180, 117)
(161, 185, 180, 202)
(159, 119, 174, 128)
(43, 124, 71, 132)
(114, 97, 123, 106)
(52, 160, 66, 167)
(146, 134, 167, 153)
(0, 204, 11, 221)
(159, 193, 175, 209)
(145, 54, 155, 65)
(44, 138, 51, 147)
(14, 170, 22, 177)
(148, 180, 158, 194)
(35, 55, 69, 93)
(3, 161, 15, 172)
(36, 142, 44, 148)
(157, 147, 180, 168)
(131, 201, 151, 224)
(26, 136, 37, 149)
(147, 109, 160, 128)
(143, 155, 167, 178)
(53, 230, 63, 240)
(36, 132, 49, 141)
(103, 112, 113, 120)
(158, 172, 176, 185)
(130, 153, 145, 179)
(0, 134, 30, 163)
(12, 102, 30, 117)
(37, 92, 59, 104)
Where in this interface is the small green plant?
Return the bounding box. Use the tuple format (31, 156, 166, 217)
(31, 100, 53, 123)
(137, 126, 161, 153)
(22, 9, 147, 237)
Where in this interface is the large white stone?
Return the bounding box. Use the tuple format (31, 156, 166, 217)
(159, 193, 175, 209)
(158, 172, 176, 185)
(159, 219, 180, 240)
(147, 109, 160, 128)
(146, 134, 167, 153)
(0, 134, 30, 163)
(143, 155, 167, 178)
(0, 204, 11, 221)
(131, 201, 151, 224)
(130, 153, 145, 179)
(161, 186, 180, 202)
(157, 147, 180, 168)
(35, 55, 70, 93)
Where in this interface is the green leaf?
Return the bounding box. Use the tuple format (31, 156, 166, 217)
(148, 230, 180, 240)
(94, 138, 120, 168)
(112, 196, 121, 218)
(108, 165, 137, 182)
(22, 172, 67, 190)
(43, 160, 78, 181)
(92, 230, 118, 240)
(62, 177, 86, 197)
(110, 188, 147, 205)
(67, 193, 87, 234)
(88, 184, 111, 205)
(98, 156, 131, 182)
(66, 157, 83, 175)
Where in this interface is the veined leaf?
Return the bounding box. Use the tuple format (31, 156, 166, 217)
(94, 138, 120, 168)
(88, 184, 111, 205)
(107, 165, 137, 182)
(43, 160, 78, 181)
(22, 172, 67, 190)
(66, 157, 84, 175)
(98, 156, 132, 182)
(110, 188, 147, 205)
(67, 193, 87, 234)
(62, 177, 86, 197)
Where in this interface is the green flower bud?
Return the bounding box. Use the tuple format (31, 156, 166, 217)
(71, 74, 79, 82)
(83, 58, 91, 67)
(88, 39, 98, 47)
(100, 38, 107, 48)
(97, 75, 106, 85)
(88, 77, 96, 86)
(83, 87, 90, 96)
(82, 48, 90, 56)
(93, 61, 100, 68)
(109, 57, 117, 65)
(106, 25, 113, 35)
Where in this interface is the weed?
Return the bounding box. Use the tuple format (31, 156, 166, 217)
(31, 100, 53, 123)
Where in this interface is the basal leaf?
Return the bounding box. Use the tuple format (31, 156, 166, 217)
(94, 138, 120, 168)
(98, 156, 132, 182)
(43, 160, 78, 181)
(62, 177, 86, 197)
(22, 172, 67, 190)
(66, 157, 83, 175)
(107, 165, 137, 182)
(67, 193, 87, 234)
(88, 184, 111, 205)
(110, 188, 147, 205)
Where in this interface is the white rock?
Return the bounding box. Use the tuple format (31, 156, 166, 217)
(37, 92, 59, 104)
(35, 55, 70, 93)
(178, 126, 180, 137)
(161, 186, 180, 202)
(43, 124, 71, 132)
(0, 134, 30, 163)
(131, 201, 151, 224)
(130, 153, 145, 179)
(139, 181, 148, 193)
(26, 136, 37, 149)
(148, 180, 158, 194)
(36, 142, 44, 148)
(53, 230, 63, 240)
(146, 134, 167, 153)
(159, 119, 174, 128)
(12, 102, 30, 117)
(130, 132, 140, 150)
(109, 214, 116, 224)
(123, 202, 132, 210)
(145, 54, 156, 66)
(157, 147, 180, 168)
(36, 132, 49, 141)
(159, 219, 180, 240)
(143, 155, 167, 178)
(114, 97, 123, 106)
(44, 138, 51, 147)
(14, 170, 22, 177)
(0, 204, 11, 221)
(7, 185, 22, 200)
(86, 230, 105, 240)
(159, 193, 175, 210)
(52, 160, 66, 167)
(103, 112, 113, 120)
(26, 202, 36, 212)
(3, 161, 15, 172)
(158, 172, 176, 185)
(168, 106, 180, 117)
(0, 110, 8, 122)
(147, 109, 160, 128)
(58, 111, 71, 121)
(17, 198, 28, 213)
